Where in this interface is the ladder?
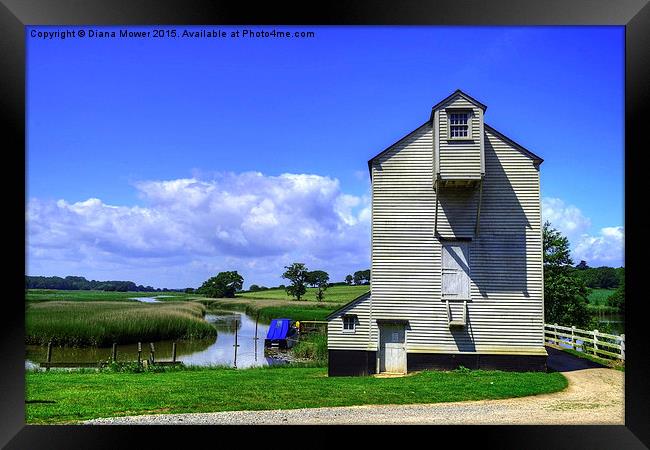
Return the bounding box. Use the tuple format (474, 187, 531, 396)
(446, 300, 467, 329)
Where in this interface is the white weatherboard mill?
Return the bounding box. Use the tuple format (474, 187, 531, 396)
(326, 90, 546, 376)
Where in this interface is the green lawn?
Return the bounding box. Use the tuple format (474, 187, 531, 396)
(26, 289, 194, 303)
(238, 284, 369, 303)
(26, 366, 568, 424)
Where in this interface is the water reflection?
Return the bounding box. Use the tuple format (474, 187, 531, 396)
(25, 310, 291, 369)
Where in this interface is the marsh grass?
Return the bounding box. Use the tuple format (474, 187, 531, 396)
(292, 333, 328, 362)
(26, 301, 217, 346)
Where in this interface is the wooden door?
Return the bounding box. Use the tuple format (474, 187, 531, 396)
(379, 324, 406, 373)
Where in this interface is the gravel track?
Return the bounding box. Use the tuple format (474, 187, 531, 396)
(85, 347, 624, 425)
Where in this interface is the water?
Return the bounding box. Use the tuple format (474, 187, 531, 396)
(25, 310, 292, 369)
(129, 297, 161, 303)
(591, 312, 625, 336)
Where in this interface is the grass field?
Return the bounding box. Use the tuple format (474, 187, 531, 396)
(26, 301, 217, 346)
(238, 284, 369, 303)
(586, 288, 618, 313)
(26, 289, 194, 303)
(197, 298, 336, 322)
(25, 366, 568, 424)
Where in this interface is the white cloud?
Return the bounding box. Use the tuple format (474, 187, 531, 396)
(573, 226, 624, 267)
(27, 172, 371, 288)
(542, 197, 623, 267)
(541, 197, 591, 238)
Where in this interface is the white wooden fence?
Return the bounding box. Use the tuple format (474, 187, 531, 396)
(544, 323, 625, 362)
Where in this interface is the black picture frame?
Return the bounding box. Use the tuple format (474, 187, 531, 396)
(2, 0, 647, 448)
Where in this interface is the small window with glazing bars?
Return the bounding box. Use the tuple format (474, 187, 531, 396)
(342, 315, 356, 333)
(448, 111, 470, 139)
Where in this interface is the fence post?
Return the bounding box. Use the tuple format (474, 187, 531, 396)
(554, 323, 559, 346)
(112, 343, 117, 363)
(620, 334, 625, 361)
(137, 342, 142, 365)
(46, 341, 53, 371)
(571, 326, 576, 350)
(150, 342, 155, 364)
(593, 330, 598, 356)
(172, 342, 177, 363)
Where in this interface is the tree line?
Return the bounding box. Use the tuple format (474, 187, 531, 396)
(25, 275, 164, 292)
(192, 264, 372, 302)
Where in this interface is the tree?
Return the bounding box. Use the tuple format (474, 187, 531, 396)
(306, 270, 330, 302)
(249, 284, 261, 292)
(197, 271, 244, 298)
(543, 222, 590, 327)
(184, 287, 195, 294)
(575, 260, 589, 270)
(353, 269, 371, 285)
(607, 279, 625, 314)
(345, 274, 353, 285)
(282, 263, 309, 300)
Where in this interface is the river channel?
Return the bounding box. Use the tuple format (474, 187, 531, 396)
(26, 310, 292, 369)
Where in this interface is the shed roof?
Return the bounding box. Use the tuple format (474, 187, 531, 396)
(325, 291, 371, 321)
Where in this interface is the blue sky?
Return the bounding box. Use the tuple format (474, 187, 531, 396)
(26, 26, 624, 288)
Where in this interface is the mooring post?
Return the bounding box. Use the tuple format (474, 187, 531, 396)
(46, 341, 53, 371)
(172, 342, 177, 363)
(112, 343, 117, 363)
(137, 342, 142, 365)
(150, 342, 155, 364)
(233, 318, 239, 368)
(254, 312, 260, 340)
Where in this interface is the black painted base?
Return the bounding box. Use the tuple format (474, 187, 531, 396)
(328, 350, 377, 376)
(327, 350, 547, 376)
(408, 353, 547, 372)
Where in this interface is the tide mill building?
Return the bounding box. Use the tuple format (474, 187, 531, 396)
(326, 90, 547, 376)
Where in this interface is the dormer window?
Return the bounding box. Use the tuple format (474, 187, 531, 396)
(448, 111, 471, 139)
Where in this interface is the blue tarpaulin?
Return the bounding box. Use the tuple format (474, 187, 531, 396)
(266, 318, 291, 340)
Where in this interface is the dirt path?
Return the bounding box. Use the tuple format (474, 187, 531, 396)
(85, 347, 624, 425)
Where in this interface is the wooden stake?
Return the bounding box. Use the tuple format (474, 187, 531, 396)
(233, 319, 239, 368)
(150, 342, 155, 364)
(137, 342, 142, 365)
(172, 342, 177, 363)
(112, 343, 117, 363)
(46, 341, 52, 371)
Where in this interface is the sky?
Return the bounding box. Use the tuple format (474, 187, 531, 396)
(26, 26, 624, 289)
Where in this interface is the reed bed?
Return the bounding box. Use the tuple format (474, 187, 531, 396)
(26, 301, 217, 347)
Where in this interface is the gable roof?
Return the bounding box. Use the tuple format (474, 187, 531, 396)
(484, 123, 544, 165)
(429, 89, 487, 121)
(366, 90, 543, 177)
(325, 291, 370, 321)
(366, 121, 429, 178)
